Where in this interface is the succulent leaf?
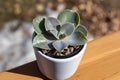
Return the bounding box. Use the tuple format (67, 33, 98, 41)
(33, 16, 46, 34)
(75, 25, 88, 36)
(65, 32, 88, 46)
(58, 9, 80, 26)
(33, 34, 51, 49)
(60, 23, 75, 36)
(45, 17, 60, 39)
(52, 40, 68, 52)
(32, 9, 88, 52)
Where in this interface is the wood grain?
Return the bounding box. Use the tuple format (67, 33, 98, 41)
(69, 31, 120, 80)
(0, 31, 120, 80)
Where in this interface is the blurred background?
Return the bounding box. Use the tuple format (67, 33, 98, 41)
(0, 0, 120, 71)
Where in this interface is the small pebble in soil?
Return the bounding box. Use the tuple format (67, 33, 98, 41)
(41, 45, 82, 57)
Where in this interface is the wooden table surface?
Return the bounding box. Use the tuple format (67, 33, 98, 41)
(0, 31, 120, 80)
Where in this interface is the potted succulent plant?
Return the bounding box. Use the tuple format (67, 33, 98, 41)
(32, 9, 88, 80)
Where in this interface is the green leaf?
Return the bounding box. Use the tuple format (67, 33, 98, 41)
(60, 23, 75, 36)
(45, 17, 60, 39)
(52, 40, 68, 52)
(33, 34, 52, 49)
(75, 25, 88, 36)
(58, 33, 66, 39)
(58, 9, 80, 26)
(64, 32, 88, 46)
(32, 16, 46, 34)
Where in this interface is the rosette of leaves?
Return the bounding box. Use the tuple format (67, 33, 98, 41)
(32, 9, 88, 52)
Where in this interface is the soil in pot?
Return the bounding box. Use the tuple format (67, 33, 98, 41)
(38, 45, 84, 59)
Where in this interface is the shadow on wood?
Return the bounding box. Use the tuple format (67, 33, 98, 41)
(8, 61, 50, 80)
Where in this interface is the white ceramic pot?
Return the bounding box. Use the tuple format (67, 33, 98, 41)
(34, 44, 87, 80)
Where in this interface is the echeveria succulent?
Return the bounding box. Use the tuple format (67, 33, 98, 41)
(32, 9, 88, 52)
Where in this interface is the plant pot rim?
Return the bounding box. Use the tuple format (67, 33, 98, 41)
(34, 44, 87, 62)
